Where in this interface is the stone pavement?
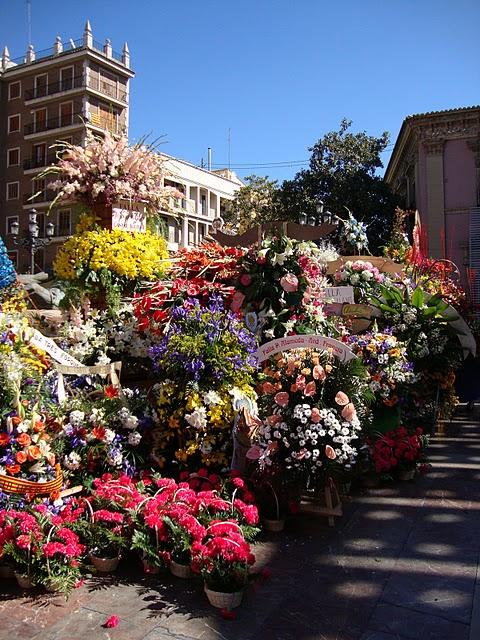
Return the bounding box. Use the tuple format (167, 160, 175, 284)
(1, 404, 480, 640)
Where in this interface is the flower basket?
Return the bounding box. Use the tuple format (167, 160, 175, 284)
(0, 464, 63, 497)
(204, 583, 244, 609)
(0, 563, 14, 579)
(398, 468, 416, 482)
(14, 572, 34, 589)
(89, 554, 121, 573)
(262, 517, 285, 532)
(170, 560, 191, 579)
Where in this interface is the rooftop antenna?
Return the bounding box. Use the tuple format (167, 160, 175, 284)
(228, 128, 231, 170)
(26, 0, 32, 46)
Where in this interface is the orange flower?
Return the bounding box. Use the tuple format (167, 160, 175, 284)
(15, 451, 28, 464)
(92, 426, 106, 440)
(11, 416, 22, 426)
(34, 421, 46, 433)
(27, 445, 42, 461)
(104, 385, 119, 399)
(6, 464, 20, 475)
(0, 433, 10, 447)
(16, 433, 31, 447)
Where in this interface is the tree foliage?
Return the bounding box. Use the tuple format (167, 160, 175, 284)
(227, 175, 280, 232)
(278, 119, 400, 253)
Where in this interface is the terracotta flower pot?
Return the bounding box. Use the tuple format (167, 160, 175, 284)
(204, 583, 244, 609)
(89, 554, 121, 573)
(170, 560, 191, 579)
(262, 517, 285, 532)
(14, 572, 34, 589)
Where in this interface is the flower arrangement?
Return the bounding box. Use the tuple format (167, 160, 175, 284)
(53, 215, 170, 309)
(40, 131, 177, 214)
(235, 235, 333, 341)
(368, 426, 427, 476)
(254, 348, 370, 490)
(346, 331, 415, 406)
(334, 260, 386, 302)
(0, 505, 84, 594)
(57, 385, 153, 484)
(149, 295, 257, 469)
(338, 210, 369, 254)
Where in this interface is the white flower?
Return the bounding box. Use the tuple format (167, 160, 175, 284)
(69, 410, 85, 426)
(107, 449, 123, 466)
(16, 420, 30, 433)
(203, 390, 222, 406)
(185, 407, 207, 430)
(64, 451, 81, 470)
(103, 428, 116, 443)
(128, 431, 142, 446)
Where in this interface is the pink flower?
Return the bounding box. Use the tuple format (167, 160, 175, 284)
(295, 374, 306, 390)
(266, 414, 282, 426)
(240, 274, 252, 286)
(304, 381, 316, 397)
(274, 392, 290, 407)
(335, 391, 350, 406)
(341, 403, 357, 422)
(311, 408, 321, 423)
(313, 365, 326, 381)
(262, 382, 276, 395)
(230, 291, 246, 313)
(246, 445, 262, 460)
(325, 445, 337, 460)
(103, 615, 120, 628)
(280, 273, 299, 293)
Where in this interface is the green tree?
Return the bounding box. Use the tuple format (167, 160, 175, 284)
(227, 175, 280, 233)
(279, 119, 400, 253)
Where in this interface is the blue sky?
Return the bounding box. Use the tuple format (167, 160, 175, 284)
(1, 0, 479, 182)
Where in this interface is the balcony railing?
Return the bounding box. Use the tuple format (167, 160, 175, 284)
(23, 154, 58, 170)
(88, 112, 122, 134)
(9, 37, 126, 68)
(24, 75, 128, 103)
(87, 76, 127, 102)
(24, 111, 84, 135)
(25, 75, 84, 100)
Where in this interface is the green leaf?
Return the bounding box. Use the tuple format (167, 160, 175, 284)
(411, 287, 424, 308)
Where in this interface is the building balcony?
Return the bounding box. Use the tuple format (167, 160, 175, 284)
(24, 111, 84, 136)
(87, 112, 123, 135)
(24, 74, 128, 105)
(23, 154, 58, 171)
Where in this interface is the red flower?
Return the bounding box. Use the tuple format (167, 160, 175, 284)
(103, 615, 119, 628)
(220, 608, 237, 620)
(104, 385, 119, 399)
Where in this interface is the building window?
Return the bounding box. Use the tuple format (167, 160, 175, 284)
(6, 217, 19, 235)
(8, 81, 20, 100)
(60, 101, 73, 127)
(7, 148, 20, 167)
(57, 209, 71, 236)
(8, 114, 20, 133)
(33, 143, 47, 166)
(60, 66, 74, 91)
(33, 108, 47, 133)
(34, 73, 48, 99)
(6, 182, 19, 200)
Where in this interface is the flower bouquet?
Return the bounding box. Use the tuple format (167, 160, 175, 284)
(367, 426, 428, 480)
(191, 521, 255, 608)
(149, 295, 257, 469)
(334, 260, 386, 303)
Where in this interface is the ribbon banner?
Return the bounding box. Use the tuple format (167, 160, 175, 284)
(256, 335, 356, 363)
(29, 329, 84, 367)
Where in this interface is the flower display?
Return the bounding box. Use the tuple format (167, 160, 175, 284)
(368, 426, 427, 475)
(53, 215, 170, 309)
(149, 295, 257, 469)
(254, 348, 370, 489)
(338, 210, 369, 253)
(235, 235, 337, 341)
(346, 331, 415, 406)
(334, 260, 387, 302)
(40, 131, 178, 214)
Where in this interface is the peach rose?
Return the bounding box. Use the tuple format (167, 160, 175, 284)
(262, 382, 276, 395)
(341, 403, 357, 422)
(311, 407, 321, 423)
(274, 392, 290, 407)
(27, 445, 42, 461)
(15, 451, 27, 464)
(335, 391, 350, 406)
(16, 433, 31, 447)
(280, 273, 299, 293)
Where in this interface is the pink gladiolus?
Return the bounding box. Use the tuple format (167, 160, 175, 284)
(335, 391, 350, 406)
(274, 392, 290, 407)
(280, 273, 299, 293)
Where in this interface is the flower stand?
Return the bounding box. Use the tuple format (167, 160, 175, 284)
(298, 477, 343, 527)
(204, 584, 244, 609)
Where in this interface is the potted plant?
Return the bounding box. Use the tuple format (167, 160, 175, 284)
(0, 508, 43, 589)
(191, 522, 255, 609)
(163, 509, 206, 579)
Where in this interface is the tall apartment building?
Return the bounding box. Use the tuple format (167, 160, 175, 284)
(0, 21, 134, 272)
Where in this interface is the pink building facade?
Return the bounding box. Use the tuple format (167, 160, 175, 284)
(385, 106, 480, 303)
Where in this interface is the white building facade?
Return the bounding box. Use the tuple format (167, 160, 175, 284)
(161, 156, 243, 250)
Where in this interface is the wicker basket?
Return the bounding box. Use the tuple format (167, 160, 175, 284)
(204, 584, 244, 609)
(0, 464, 63, 497)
